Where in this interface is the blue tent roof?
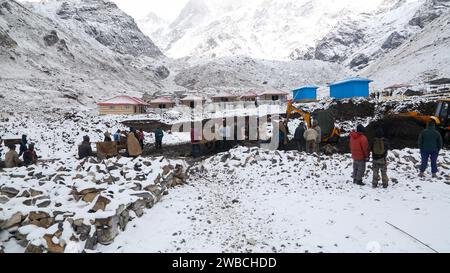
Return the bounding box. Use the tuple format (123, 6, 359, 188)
(329, 77, 373, 87)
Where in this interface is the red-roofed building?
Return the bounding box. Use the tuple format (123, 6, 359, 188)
(259, 90, 289, 101)
(97, 95, 150, 115)
(180, 95, 206, 108)
(149, 96, 176, 109)
(240, 91, 258, 102)
(212, 92, 239, 103)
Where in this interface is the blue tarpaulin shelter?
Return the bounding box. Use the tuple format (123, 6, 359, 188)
(292, 86, 318, 102)
(329, 78, 373, 99)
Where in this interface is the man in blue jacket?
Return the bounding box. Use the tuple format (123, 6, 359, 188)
(418, 120, 443, 178)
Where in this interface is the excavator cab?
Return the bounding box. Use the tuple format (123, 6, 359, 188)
(398, 99, 450, 143)
(435, 100, 450, 140)
(435, 100, 450, 126)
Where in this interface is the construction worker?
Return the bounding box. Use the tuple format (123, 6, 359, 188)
(294, 122, 307, 152)
(19, 134, 27, 157)
(78, 136, 94, 159)
(304, 127, 319, 154)
(23, 143, 38, 166)
(5, 144, 21, 168)
(313, 121, 322, 154)
(349, 124, 370, 186)
(278, 120, 288, 151)
(154, 127, 164, 150)
(418, 120, 443, 178)
(371, 128, 390, 188)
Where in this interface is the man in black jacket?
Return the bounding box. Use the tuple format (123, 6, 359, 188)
(294, 122, 307, 152)
(78, 136, 94, 159)
(371, 128, 390, 188)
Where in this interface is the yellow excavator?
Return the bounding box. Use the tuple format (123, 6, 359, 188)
(286, 100, 341, 143)
(399, 99, 450, 141)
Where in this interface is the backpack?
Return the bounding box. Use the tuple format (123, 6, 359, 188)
(372, 138, 385, 156)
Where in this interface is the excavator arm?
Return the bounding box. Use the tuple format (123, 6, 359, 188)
(286, 100, 340, 143)
(286, 101, 312, 128)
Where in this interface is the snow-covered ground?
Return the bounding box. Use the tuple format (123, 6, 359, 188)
(99, 147, 450, 253)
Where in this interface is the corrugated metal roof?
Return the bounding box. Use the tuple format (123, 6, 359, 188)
(97, 96, 150, 106)
(260, 90, 289, 96)
(293, 85, 319, 91)
(180, 95, 205, 101)
(329, 77, 373, 87)
(212, 92, 238, 98)
(150, 96, 175, 104)
(241, 91, 258, 98)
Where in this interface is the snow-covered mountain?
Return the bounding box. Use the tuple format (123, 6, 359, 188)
(139, 0, 396, 60)
(136, 12, 169, 48)
(140, 0, 449, 67)
(0, 0, 170, 112)
(293, 0, 450, 70)
(2, 0, 449, 111)
(136, 0, 450, 89)
(361, 10, 450, 89)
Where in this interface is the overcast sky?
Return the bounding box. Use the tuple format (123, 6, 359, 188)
(108, 0, 189, 21)
(22, 0, 189, 21)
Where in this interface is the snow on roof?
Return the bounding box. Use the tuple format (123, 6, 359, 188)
(212, 92, 238, 98)
(427, 78, 450, 85)
(180, 95, 206, 101)
(150, 97, 175, 104)
(384, 84, 413, 90)
(97, 96, 149, 106)
(260, 90, 289, 96)
(329, 77, 373, 87)
(240, 91, 258, 98)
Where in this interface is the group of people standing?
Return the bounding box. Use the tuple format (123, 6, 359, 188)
(78, 128, 151, 160)
(103, 129, 146, 150)
(348, 120, 443, 188)
(0, 135, 38, 168)
(293, 121, 322, 154)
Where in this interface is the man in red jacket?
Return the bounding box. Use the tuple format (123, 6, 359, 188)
(349, 124, 370, 186)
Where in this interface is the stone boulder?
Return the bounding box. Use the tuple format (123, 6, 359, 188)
(0, 212, 24, 230)
(381, 32, 406, 50)
(43, 30, 60, 47)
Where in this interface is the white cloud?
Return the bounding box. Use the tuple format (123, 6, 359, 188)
(110, 0, 189, 21)
(19, 0, 190, 21)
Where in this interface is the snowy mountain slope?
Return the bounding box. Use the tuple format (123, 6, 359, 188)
(362, 11, 450, 89)
(32, 0, 164, 58)
(173, 56, 348, 93)
(293, 0, 450, 71)
(136, 12, 169, 46)
(139, 0, 450, 84)
(141, 0, 388, 60)
(0, 0, 169, 111)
